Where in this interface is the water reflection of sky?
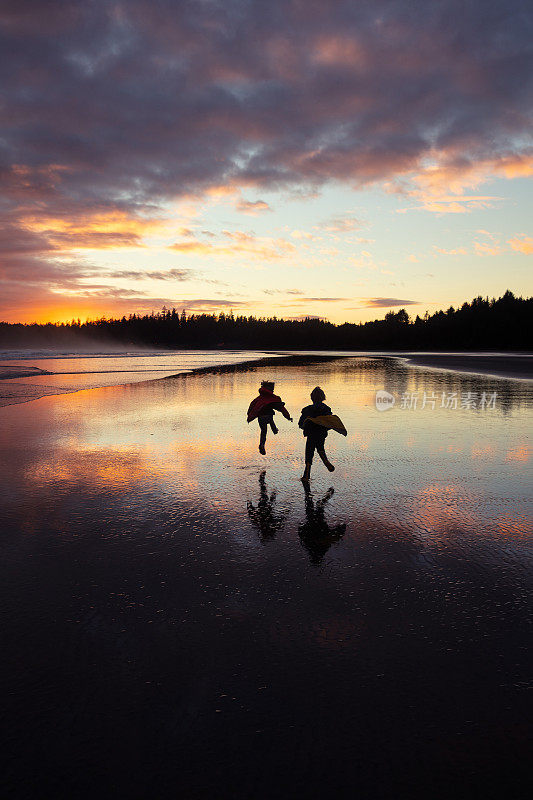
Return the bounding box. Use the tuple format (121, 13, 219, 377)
(2, 357, 531, 543)
(1, 357, 532, 798)
(0, 349, 274, 406)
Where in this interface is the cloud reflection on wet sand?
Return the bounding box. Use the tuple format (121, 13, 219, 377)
(0, 357, 532, 799)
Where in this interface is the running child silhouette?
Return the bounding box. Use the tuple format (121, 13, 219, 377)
(298, 386, 347, 482)
(247, 380, 293, 455)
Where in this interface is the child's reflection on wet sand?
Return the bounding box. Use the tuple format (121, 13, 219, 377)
(298, 485, 347, 565)
(247, 470, 288, 542)
(247, 471, 347, 563)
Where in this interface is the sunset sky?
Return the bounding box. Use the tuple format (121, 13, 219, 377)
(1, 0, 532, 324)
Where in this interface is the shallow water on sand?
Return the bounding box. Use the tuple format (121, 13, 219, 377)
(1, 356, 532, 799)
(0, 349, 273, 406)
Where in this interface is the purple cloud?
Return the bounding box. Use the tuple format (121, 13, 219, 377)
(320, 214, 365, 233)
(298, 297, 348, 302)
(263, 288, 304, 295)
(108, 269, 195, 281)
(360, 297, 421, 308)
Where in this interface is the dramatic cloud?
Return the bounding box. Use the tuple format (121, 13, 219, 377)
(392, 156, 529, 213)
(1, 0, 532, 318)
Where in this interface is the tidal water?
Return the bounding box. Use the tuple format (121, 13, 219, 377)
(0, 349, 273, 406)
(1, 356, 532, 799)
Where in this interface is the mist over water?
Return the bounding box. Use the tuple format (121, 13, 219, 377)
(1, 356, 532, 799)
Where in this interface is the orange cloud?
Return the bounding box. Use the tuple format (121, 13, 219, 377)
(169, 241, 217, 255)
(474, 241, 502, 256)
(291, 229, 317, 240)
(393, 152, 533, 213)
(236, 199, 272, 214)
(434, 246, 468, 255)
(495, 154, 533, 179)
(416, 195, 498, 214)
(205, 184, 238, 199)
(169, 231, 295, 260)
(508, 235, 533, 255)
(22, 209, 163, 250)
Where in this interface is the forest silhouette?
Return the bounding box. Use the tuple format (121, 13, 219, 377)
(1, 291, 531, 350)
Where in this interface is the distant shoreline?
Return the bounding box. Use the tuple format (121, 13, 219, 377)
(202, 351, 533, 381)
(396, 353, 533, 381)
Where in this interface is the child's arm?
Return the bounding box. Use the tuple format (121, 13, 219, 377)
(273, 401, 293, 421)
(298, 405, 310, 429)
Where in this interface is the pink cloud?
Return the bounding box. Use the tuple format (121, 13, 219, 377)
(235, 199, 272, 215)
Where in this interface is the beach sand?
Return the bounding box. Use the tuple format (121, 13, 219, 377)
(1, 356, 532, 799)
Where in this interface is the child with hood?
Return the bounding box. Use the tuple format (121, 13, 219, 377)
(298, 386, 346, 482)
(247, 380, 293, 455)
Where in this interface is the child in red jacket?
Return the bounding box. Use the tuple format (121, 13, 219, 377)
(247, 380, 293, 455)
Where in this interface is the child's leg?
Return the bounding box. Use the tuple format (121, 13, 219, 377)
(305, 437, 316, 465)
(258, 417, 268, 454)
(269, 419, 278, 435)
(317, 440, 335, 472)
(302, 437, 315, 481)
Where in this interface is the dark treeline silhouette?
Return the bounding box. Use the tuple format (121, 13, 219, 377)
(1, 291, 531, 350)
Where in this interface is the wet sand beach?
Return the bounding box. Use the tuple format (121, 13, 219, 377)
(1, 356, 532, 799)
